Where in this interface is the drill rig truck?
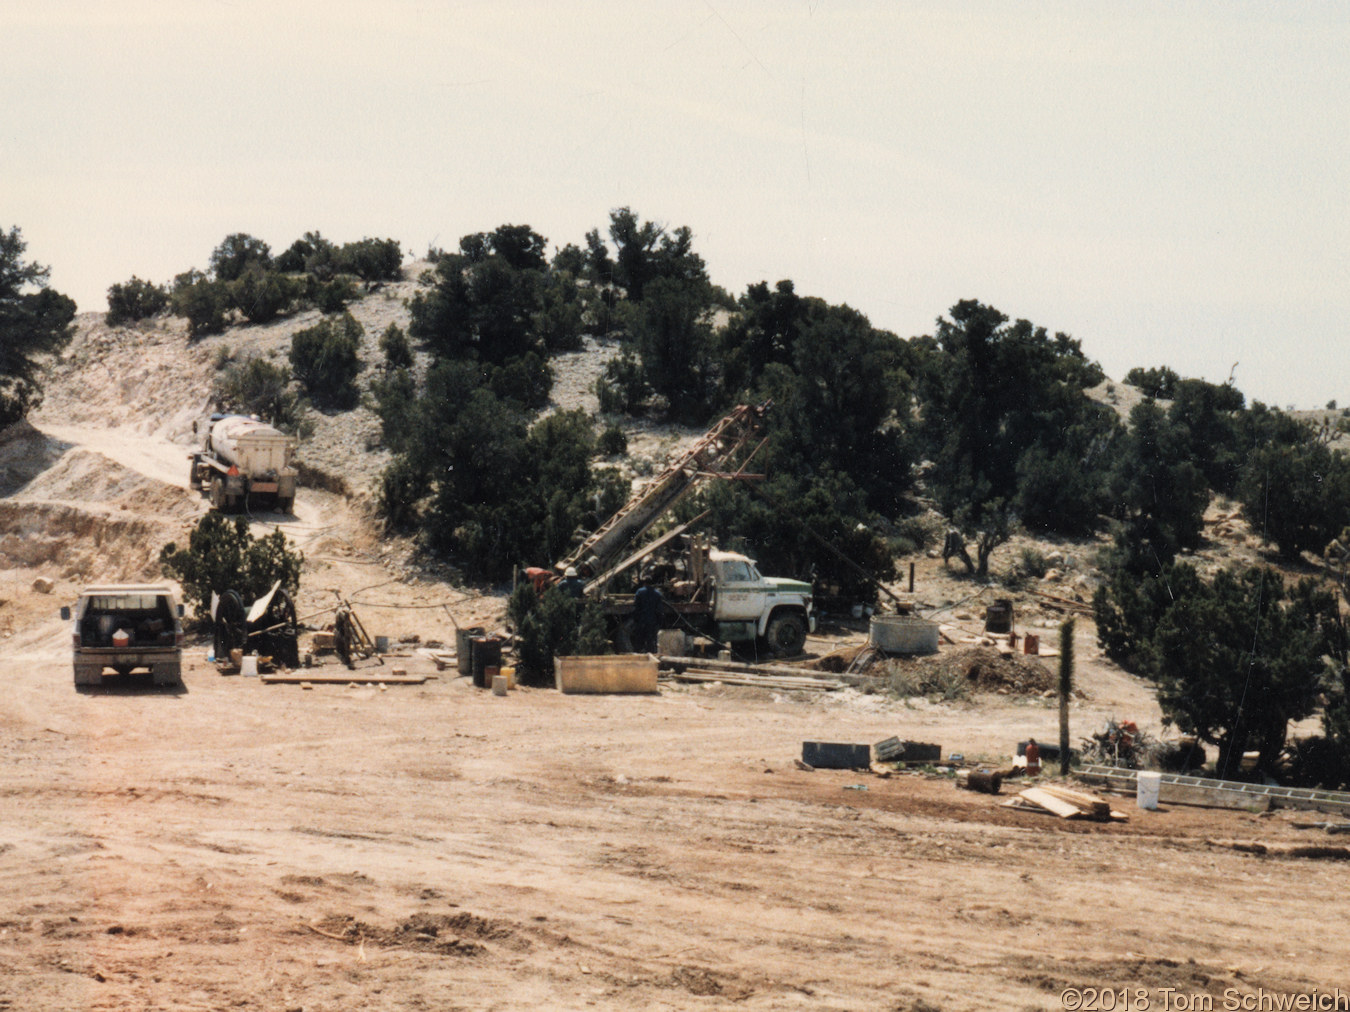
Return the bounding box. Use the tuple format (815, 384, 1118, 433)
(548, 402, 815, 657)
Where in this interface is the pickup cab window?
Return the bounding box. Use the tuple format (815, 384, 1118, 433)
(719, 561, 756, 583)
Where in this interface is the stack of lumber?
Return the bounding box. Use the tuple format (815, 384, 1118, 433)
(260, 671, 429, 685)
(667, 670, 841, 691)
(1003, 782, 1125, 822)
(659, 656, 845, 692)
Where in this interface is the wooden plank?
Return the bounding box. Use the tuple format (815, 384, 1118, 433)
(1037, 783, 1111, 818)
(1019, 787, 1084, 819)
(261, 673, 428, 685)
(657, 655, 845, 683)
(666, 671, 840, 691)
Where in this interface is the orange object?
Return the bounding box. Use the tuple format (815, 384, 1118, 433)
(1025, 739, 1041, 777)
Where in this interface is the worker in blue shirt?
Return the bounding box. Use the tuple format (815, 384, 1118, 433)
(632, 577, 662, 654)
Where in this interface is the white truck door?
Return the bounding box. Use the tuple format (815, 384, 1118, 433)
(714, 560, 768, 621)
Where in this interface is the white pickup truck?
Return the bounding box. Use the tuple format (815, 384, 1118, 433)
(62, 584, 185, 688)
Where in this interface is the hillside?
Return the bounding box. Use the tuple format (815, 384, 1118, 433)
(1, 257, 1307, 697)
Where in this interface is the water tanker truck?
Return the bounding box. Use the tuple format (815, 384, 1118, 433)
(189, 413, 298, 513)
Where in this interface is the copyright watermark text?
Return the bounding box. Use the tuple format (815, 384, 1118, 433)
(1059, 987, 1348, 1011)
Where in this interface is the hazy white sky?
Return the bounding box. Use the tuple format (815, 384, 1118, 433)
(6, 1, 1347, 407)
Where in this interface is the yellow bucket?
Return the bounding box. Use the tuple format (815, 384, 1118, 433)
(500, 665, 516, 689)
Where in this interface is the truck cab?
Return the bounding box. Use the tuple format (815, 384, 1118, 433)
(707, 550, 815, 655)
(61, 584, 185, 687)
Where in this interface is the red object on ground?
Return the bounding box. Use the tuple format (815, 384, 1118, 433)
(1025, 739, 1041, 777)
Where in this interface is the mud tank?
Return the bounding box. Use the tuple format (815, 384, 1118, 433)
(189, 413, 298, 514)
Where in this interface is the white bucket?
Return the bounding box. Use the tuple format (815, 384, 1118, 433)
(1136, 770, 1161, 810)
(240, 654, 259, 678)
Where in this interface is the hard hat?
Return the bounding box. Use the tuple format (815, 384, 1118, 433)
(565, 567, 578, 578)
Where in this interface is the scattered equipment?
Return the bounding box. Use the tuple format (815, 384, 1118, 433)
(212, 582, 300, 670)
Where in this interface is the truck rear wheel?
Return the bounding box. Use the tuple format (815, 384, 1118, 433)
(764, 612, 807, 657)
(210, 476, 225, 509)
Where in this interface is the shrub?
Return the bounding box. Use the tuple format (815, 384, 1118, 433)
(891, 515, 934, 556)
(171, 277, 230, 339)
(289, 312, 363, 408)
(209, 233, 271, 283)
(0, 225, 77, 426)
(1018, 547, 1050, 579)
(596, 349, 646, 414)
(315, 276, 357, 314)
(379, 323, 413, 370)
(370, 365, 417, 453)
(229, 265, 294, 324)
(213, 356, 304, 432)
(597, 424, 627, 457)
(1124, 365, 1181, 399)
(336, 237, 403, 281)
(159, 512, 303, 620)
(274, 231, 339, 279)
(375, 455, 427, 531)
(512, 583, 582, 686)
(488, 351, 552, 409)
(105, 276, 169, 326)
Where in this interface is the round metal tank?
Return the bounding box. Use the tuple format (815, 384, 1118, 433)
(209, 415, 286, 467)
(870, 615, 939, 655)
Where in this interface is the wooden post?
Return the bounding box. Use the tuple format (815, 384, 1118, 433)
(1059, 618, 1074, 775)
(908, 561, 915, 593)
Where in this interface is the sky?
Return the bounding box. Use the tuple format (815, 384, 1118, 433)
(5, 1, 1348, 409)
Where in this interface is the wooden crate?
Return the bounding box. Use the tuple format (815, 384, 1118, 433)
(555, 654, 659, 694)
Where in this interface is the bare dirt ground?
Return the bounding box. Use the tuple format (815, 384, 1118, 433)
(4, 285, 1348, 1010)
(3, 632, 1348, 1012)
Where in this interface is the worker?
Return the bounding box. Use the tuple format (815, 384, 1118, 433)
(559, 567, 586, 600)
(1025, 738, 1041, 778)
(632, 576, 662, 654)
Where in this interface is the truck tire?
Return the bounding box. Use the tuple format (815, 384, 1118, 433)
(189, 458, 201, 491)
(764, 612, 807, 657)
(276, 496, 294, 514)
(210, 476, 225, 510)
